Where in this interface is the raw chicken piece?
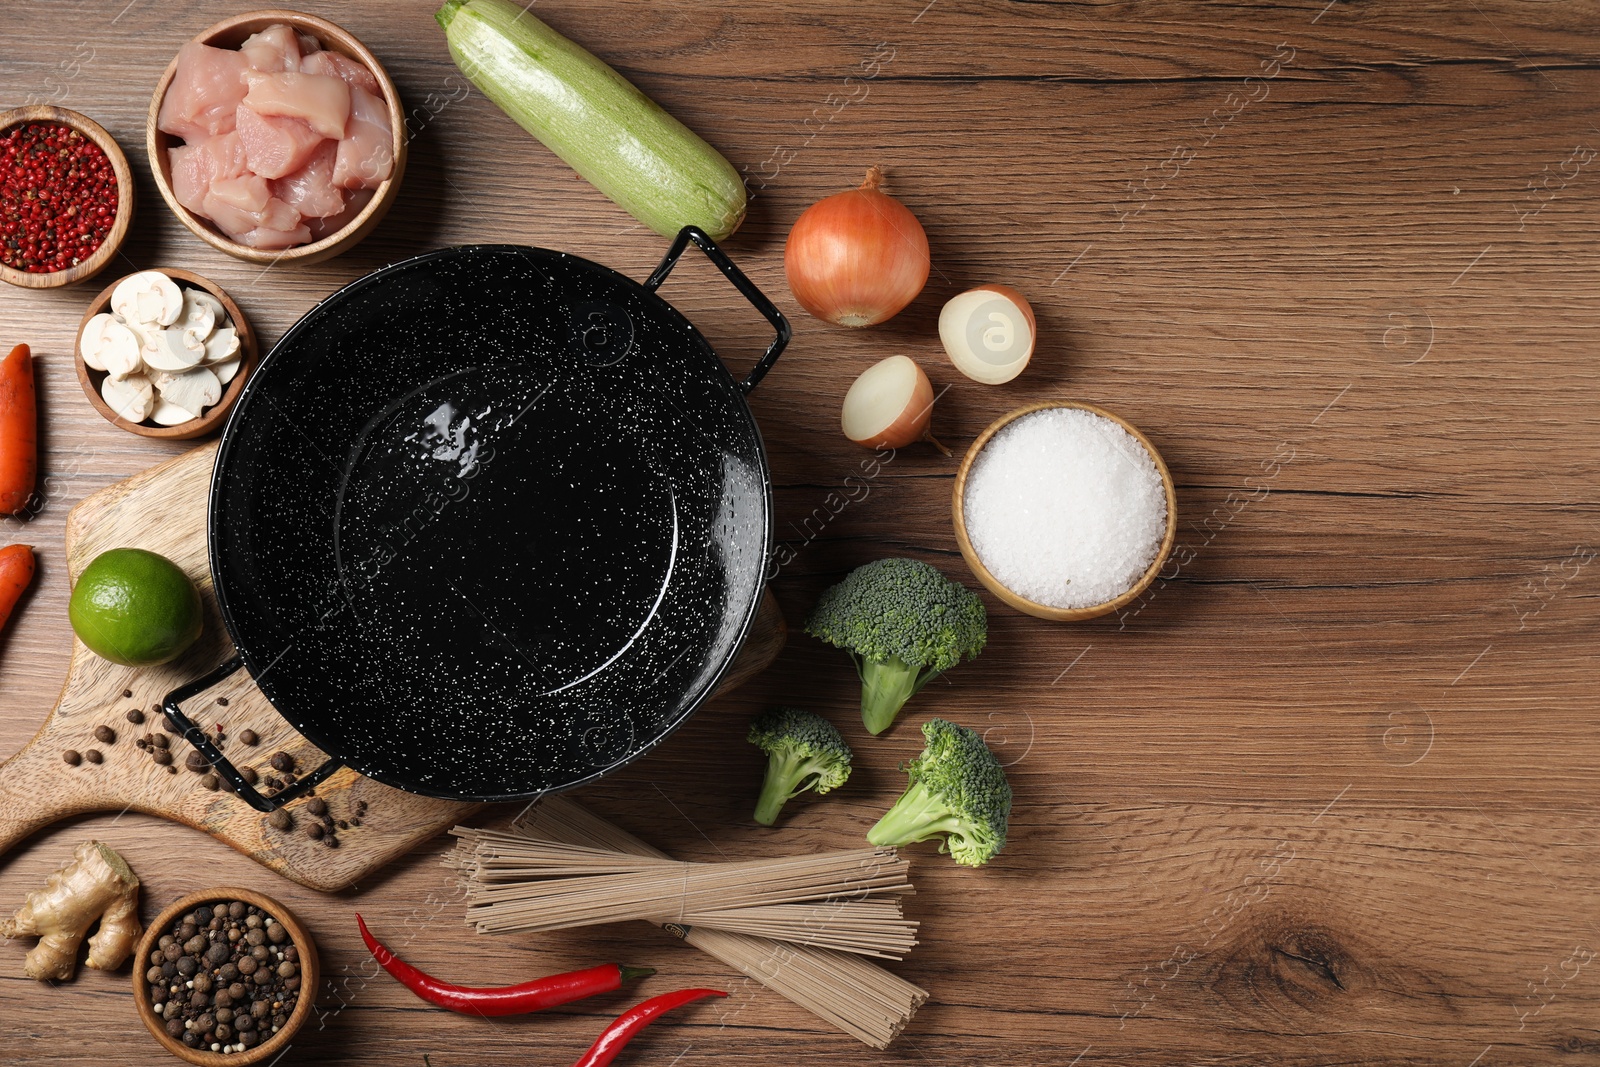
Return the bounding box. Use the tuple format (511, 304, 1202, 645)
(333, 85, 394, 189)
(243, 71, 350, 139)
(238, 222, 314, 249)
(307, 187, 375, 241)
(209, 190, 305, 246)
(158, 42, 250, 140)
(235, 102, 324, 180)
(238, 24, 302, 73)
(297, 32, 321, 56)
(272, 142, 344, 218)
(201, 174, 306, 238)
(299, 50, 380, 95)
(168, 131, 248, 216)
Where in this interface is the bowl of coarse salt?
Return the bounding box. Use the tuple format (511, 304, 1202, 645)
(953, 401, 1177, 621)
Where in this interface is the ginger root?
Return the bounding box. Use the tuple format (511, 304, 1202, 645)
(0, 840, 142, 981)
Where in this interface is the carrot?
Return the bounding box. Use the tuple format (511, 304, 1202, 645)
(0, 343, 38, 515)
(0, 544, 34, 633)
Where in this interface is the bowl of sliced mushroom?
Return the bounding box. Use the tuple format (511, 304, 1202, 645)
(75, 267, 257, 439)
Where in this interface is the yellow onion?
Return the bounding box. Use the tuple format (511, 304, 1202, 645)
(841, 355, 949, 455)
(784, 167, 930, 327)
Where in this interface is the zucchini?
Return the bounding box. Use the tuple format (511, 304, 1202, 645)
(436, 0, 747, 240)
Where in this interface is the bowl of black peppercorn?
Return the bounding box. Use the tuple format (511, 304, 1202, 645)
(133, 888, 319, 1066)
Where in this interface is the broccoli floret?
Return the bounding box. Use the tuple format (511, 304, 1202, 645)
(803, 558, 987, 735)
(747, 706, 853, 826)
(867, 717, 1011, 867)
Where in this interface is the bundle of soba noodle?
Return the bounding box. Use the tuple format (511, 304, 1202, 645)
(447, 795, 928, 1048)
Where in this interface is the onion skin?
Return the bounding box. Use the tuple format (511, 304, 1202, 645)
(784, 167, 930, 328)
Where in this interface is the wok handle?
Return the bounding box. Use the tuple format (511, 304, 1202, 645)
(643, 226, 792, 394)
(162, 655, 344, 813)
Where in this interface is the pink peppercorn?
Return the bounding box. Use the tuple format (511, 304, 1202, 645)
(0, 122, 118, 274)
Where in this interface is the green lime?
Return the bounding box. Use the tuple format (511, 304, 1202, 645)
(69, 548, 203, 667)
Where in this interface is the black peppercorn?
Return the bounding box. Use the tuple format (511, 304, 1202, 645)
(269, 751, 294, 773)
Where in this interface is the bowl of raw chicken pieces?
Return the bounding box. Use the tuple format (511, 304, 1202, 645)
(147, 10, 407, 264)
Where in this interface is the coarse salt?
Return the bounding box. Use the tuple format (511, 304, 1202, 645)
(962, 407, 1168, 609)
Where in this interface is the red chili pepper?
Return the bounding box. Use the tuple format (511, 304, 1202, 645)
(574, 988, 728, 1067)
(357, 914, 654, 1017)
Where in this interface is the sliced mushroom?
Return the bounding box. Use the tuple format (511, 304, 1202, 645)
(150, 397, 200, 427)
(101, 372, 155, 423)
(122, 315, 159, 355)
(110, 270, 184, 328)
(152, 365, 222, 419)
(211, 356, 242, 385)
(78, 313, 119, 371)
(177, 287, 219, 341)
(144, 328, 207, 372)
(202, 327, 240, 365)
(97, 318, 144, 381)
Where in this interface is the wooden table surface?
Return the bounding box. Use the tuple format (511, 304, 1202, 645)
(4, 1, 1599, 1063)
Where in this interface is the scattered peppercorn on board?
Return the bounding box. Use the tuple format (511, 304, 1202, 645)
(0, 443, 786, 891)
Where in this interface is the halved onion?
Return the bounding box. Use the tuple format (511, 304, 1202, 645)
(841, 355, 948, 455)
(938, 284, 1035, 385)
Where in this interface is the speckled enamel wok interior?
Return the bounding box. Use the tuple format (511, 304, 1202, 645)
(194, 237, 782, 801)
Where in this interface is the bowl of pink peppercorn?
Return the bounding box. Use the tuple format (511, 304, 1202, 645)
(0, 105, 135, 290)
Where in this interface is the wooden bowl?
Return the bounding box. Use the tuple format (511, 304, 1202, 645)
(146, 10, 407, 266)
(952, 400, 1178, 621)
(75, 268, 258, 439)
(132, 887, 320, 1067)
(0, 105, 135, 290)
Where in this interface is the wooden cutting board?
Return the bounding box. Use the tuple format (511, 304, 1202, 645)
(0, 443, 785, 892)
